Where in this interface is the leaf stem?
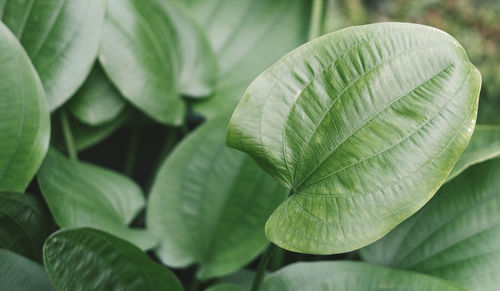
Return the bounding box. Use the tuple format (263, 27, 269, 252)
(60, 110, 78, 161)
(124, 124, 139, 177)
(250, 244, 276, 291)
(308, 0, 324, 41)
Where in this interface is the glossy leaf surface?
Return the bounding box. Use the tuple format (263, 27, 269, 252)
(43, 228, 183, 291)
(0, 22, 49, 192)
(0, 192, 47, 261)
(0, 249, 53, 291)
(147, 118, 288, 279)
(0, 0, 105, 111)
(361, 159, 500, 291)
(100, 0, 184, 125)
(227, 23, 481, 254)
(68, 64, 126, 126)
(263, 261, 465, 291)
(38, 149, 156, 250)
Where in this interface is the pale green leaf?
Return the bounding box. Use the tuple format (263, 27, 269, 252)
(0, 249, 53, 291)
(227, 23, 481, 254)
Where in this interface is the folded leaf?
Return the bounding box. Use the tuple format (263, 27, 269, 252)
(361, 159, 500, 291)
(147, 118, 288, 279)
(43, 228, 183, 291)
(227, 23, 481, 254)
(0, 22, 50, 192)
(0, 249, 53, 291)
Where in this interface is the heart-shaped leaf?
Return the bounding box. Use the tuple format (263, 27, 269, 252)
(43, 228, 183, 291)
(361, 159, 500, 291)
(147, 117, 288, 279)
(68, 64, 127, 126)
(227, 23, 481, 254)
(0, 0, 105, 111)
(0, 249, 54, 291)
(0, 22, 50, 192)
(0, 192, 48, 261)
(38, 149, 156, 250)
(262, 261, 465, 291)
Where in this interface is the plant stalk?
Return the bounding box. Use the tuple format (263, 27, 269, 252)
(250, 244, 276, 291)
(60, 110, 78, 161)
(308, 0, 324, 41)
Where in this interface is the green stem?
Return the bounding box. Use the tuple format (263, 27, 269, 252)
(308, 0, 324, 41)
(250, 244, 276, 291)
(60, 110, 78, 161)
(124, 124, 139, 177)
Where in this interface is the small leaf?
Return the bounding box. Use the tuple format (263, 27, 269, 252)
(446, 125, 500, 181)
(361, 159, 500, 291)
(0, 249, 54, 291)
(0, 22, 50, 192)
(38, 149, 157, 250)
(262, 261, 465, 291)
(147, 118, 288, 279)
(43, 228, 183, 291)
(0, 0, 105, 111)
(68, 64, 127, 126)
(227, 23, 481, 254)
(0, 192, 48, 261)
(100, 0, 184, 125)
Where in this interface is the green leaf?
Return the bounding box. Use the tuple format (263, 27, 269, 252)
(0, 192, 48, 262)
(446, 125, 500, 181)
(147, 118, 288, 279)
(0, 249, 54, 291)
(205, 283, 245, 291)
(262, 261, 465, 291)
(68, 64, 127, 126)
(37, 149, 157, 250)
(100, 0, 184, 125)
(360, 159, 500, 291)
(227, 23, 481, 254)
(43, 228, 183, 291)
(0, 0, 105, 111)
(0, 22, 50, 193)
(185, 0, 310, 118)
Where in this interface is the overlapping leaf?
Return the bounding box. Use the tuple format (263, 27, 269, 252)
(147, 118, 288, 279)
(0, 22, 49, 192)
(0, 0, 105, 111)
(0, 249, 53, 291)
(43, 228, 183, 291)
(227, 23, 481, 254)
(361, 159, 500, 291)
(263, 261, 465, 290)
(37, 149, 156, 250)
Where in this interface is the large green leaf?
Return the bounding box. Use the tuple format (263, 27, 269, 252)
(205, 283, 245, 291)
(37, 149, 157, 250)
(446, 125, 500, 181)
(147, 118, 288, 279)
(0, 249, 53, 291)
(68, 64, 127, 126)
(361, 159, 500, 291)
(0, 0, 105, 111)
(227, 23, 481, 254)
(185, 0, 310, 118)
(262, 261, 465, 291)
(0, 192, 47, 262)
(43, 228, 183, 291)
(0, 22, 50, 192)
(100, 0, 183, 125)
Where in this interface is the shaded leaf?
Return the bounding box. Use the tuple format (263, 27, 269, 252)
(0, 0, 105, 111)
(263, 261, 465, 291)
(361, 159, 500, 291)
(0, 249, 53, 291)
(205, 283, 245, 291)
(227, 23, 481, 254)
(43, 228, 183, 291)
(38, 149, 157, 250)
(147, 118, 288, 279)
(0, 22, 50, 192)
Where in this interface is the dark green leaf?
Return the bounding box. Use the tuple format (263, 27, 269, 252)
(227, 23, 481, 254)
(0, 22, 50, 192)
(43, 228, 183, 291)
(38, 149, 157, 250)
(0, 249, 53, 291)
(263, 261, 465, 291)
(361, 159, 500, 291)
(0, 0, 105, 111)
(205, 283, 245, 291)
(147, 118, 288, 279)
